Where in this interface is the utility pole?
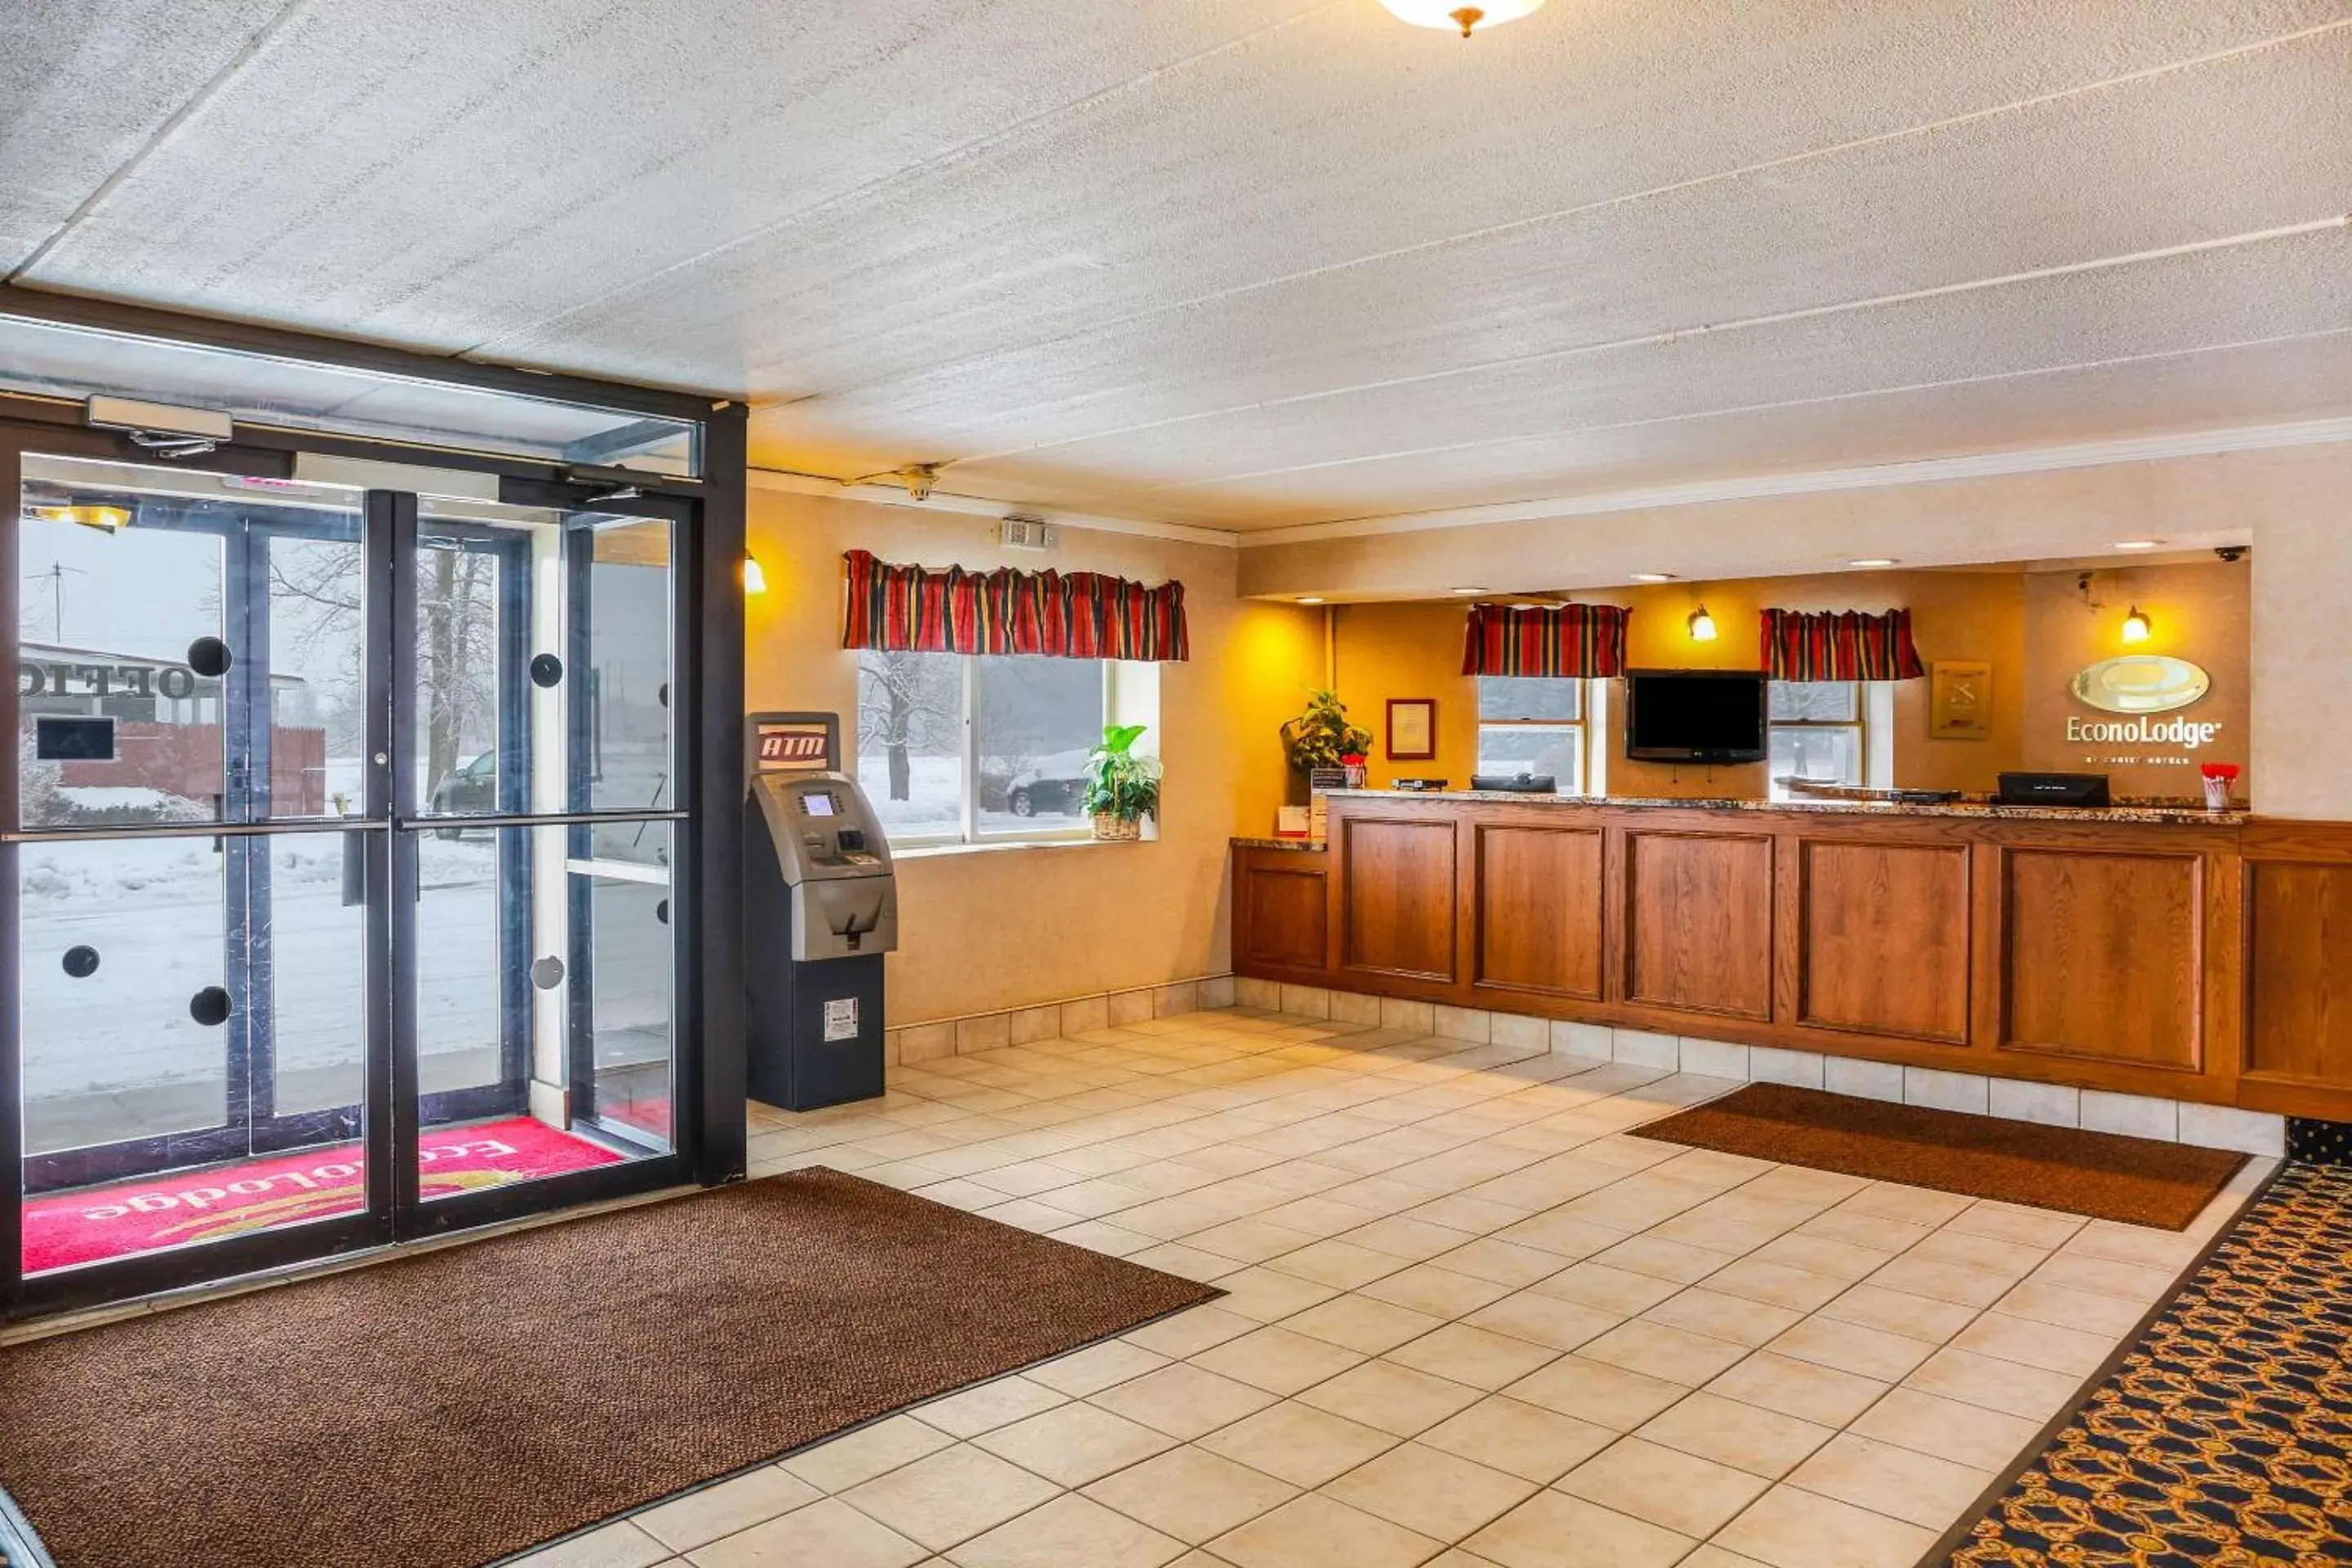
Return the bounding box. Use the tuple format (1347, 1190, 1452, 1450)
(25, 562, 85, 642)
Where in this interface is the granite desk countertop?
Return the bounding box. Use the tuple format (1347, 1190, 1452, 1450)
(1241, 790, 2248, 828)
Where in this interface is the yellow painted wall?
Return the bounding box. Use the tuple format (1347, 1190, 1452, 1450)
(1325, 602, 1481, 789)
(1241, 444, 2345, 817)
(1311, 564, 2245, 801)
(1604, 569, 2035, 798)
(744, 480, 1320, 1024)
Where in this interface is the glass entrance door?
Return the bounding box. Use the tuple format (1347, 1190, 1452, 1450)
(402, 500, 679, 1209)
(12, 452, 372, 1277)
(7, 443, 694, 1307)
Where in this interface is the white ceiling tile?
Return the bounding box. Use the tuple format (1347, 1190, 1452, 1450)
(751, 27, 2352, 466)
(11, 0, 2352, 531)
(0, 0, 296, 269)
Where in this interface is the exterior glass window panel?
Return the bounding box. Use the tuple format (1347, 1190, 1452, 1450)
(1768, 680, 1864, 798)
(1476, 677, 1587, 794)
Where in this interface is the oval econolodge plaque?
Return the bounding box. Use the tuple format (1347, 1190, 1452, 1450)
(2069, 654, 2210, 715)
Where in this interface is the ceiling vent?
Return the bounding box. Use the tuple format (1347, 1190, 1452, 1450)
(1000, 514, 1056, 552)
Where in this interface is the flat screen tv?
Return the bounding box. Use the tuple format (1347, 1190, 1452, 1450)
(1624, 669, 1768, 763)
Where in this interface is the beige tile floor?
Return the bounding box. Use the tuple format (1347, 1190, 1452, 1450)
(514, 1006, 2265, 1568)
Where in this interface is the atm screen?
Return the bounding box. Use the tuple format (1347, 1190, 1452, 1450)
(800, 793, 837, 817)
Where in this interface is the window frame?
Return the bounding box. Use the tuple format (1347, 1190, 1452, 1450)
(1766, 679, 1868, 800)
(858, 651, 1118, 849)
(1473, 676, 1593, 797)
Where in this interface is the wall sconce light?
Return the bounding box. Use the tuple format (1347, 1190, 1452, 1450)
(1687, 604, 1718, 642)
(742, 555, 767, 595)
(2121, 605, 2151, 644)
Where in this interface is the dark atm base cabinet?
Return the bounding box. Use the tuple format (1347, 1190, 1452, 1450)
(748, 951, 886, 1112)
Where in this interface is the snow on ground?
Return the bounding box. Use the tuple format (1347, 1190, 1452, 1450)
(18, 833, 667, 1134)
(856, 754, 1089, 840)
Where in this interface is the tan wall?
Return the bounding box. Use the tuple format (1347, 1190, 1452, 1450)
(2238, 452, 2348, 821)
(744, 481, 1320, 1023)
(1241, 443, 2347, 816)
(2021, 561, 2253, 799)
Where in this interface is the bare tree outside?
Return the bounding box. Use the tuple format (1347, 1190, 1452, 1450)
(269, 540, 501, 792)
(856, 651, 959, 802)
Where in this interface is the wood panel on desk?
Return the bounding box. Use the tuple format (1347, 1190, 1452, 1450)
(1474, 822, 1604, 999)
(1795, 838, 1971, 1044)
(2241, 822, 2352, 1092)
(1339, 816, 1459, 981)
(1623, 830, 1773, 1019)
(1998, 847, 2203, 1071)
(1235, 800, 2352, 1120)
(1235, 857, 1330, 972)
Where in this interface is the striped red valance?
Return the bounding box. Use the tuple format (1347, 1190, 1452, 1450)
(1461, 604, 1632, 678)
(1760, 608, 1925, 681)
(840, 550, 1189, 662)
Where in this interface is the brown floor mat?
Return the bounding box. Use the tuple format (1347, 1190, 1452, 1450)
(1633, 1082, 2245, 1228)
(0, 1169, 1218, 1568)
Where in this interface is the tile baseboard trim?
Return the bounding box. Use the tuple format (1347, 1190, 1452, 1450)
(1253, 982, 2285, 1160)
(885, 973, 1236, 1064)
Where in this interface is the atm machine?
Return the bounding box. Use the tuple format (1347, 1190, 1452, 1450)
(745, 768, 899, 1111)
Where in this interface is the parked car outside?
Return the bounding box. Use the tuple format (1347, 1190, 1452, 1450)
(429, 751, 497, 835)
(1002, 748, 1090, 817)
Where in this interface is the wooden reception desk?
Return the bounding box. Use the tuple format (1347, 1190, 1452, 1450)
(1233, 791, 2352, 1121)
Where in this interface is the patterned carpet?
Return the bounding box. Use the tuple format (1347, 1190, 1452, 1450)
(1940, 1161, 2352, 1566)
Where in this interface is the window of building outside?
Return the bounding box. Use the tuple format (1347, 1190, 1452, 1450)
(855, 651, 1119, 844)
(1768, 679, 1865, 798)
(1476, 676, 1588, 795)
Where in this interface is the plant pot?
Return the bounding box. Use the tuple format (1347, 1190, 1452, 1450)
(1093, 812, 1143, 841)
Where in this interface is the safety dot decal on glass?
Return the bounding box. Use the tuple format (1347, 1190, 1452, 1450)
(189, 986, 231, 1026)
(528, 653, 564, 688)
(61, 945, 100, 978)
(530, 956, 565, 990)
(187, 635, 233, 678)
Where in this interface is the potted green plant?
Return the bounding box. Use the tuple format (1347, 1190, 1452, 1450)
(1281, 688, 1374, 802)
(1085, 723, 1162, 841)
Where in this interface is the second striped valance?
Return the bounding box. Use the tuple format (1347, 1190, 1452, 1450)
(1461, 603, 1632, 678)
(1760, 608, 1926, 681)
(840, 550, 1189, 662)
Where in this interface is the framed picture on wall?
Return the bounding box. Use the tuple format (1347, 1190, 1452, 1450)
(1388, 697, 1437, 760)
(1930, 660, 1993, 739)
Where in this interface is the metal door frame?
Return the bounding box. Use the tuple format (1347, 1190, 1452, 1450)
(1, 354, 743, 1317)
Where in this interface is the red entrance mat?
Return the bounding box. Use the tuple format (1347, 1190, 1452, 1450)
(21, 1117, 624, 1275)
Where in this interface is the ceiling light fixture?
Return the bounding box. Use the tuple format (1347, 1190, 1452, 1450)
(1377, 0, 1545, 38)
(1450, 586, 1487, 595)
(2113, 539, 2161, 551)
(1848, 558, 1898, 568)
(1297, 596, 1325, 605)
(1630, 572, 1675, 583)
